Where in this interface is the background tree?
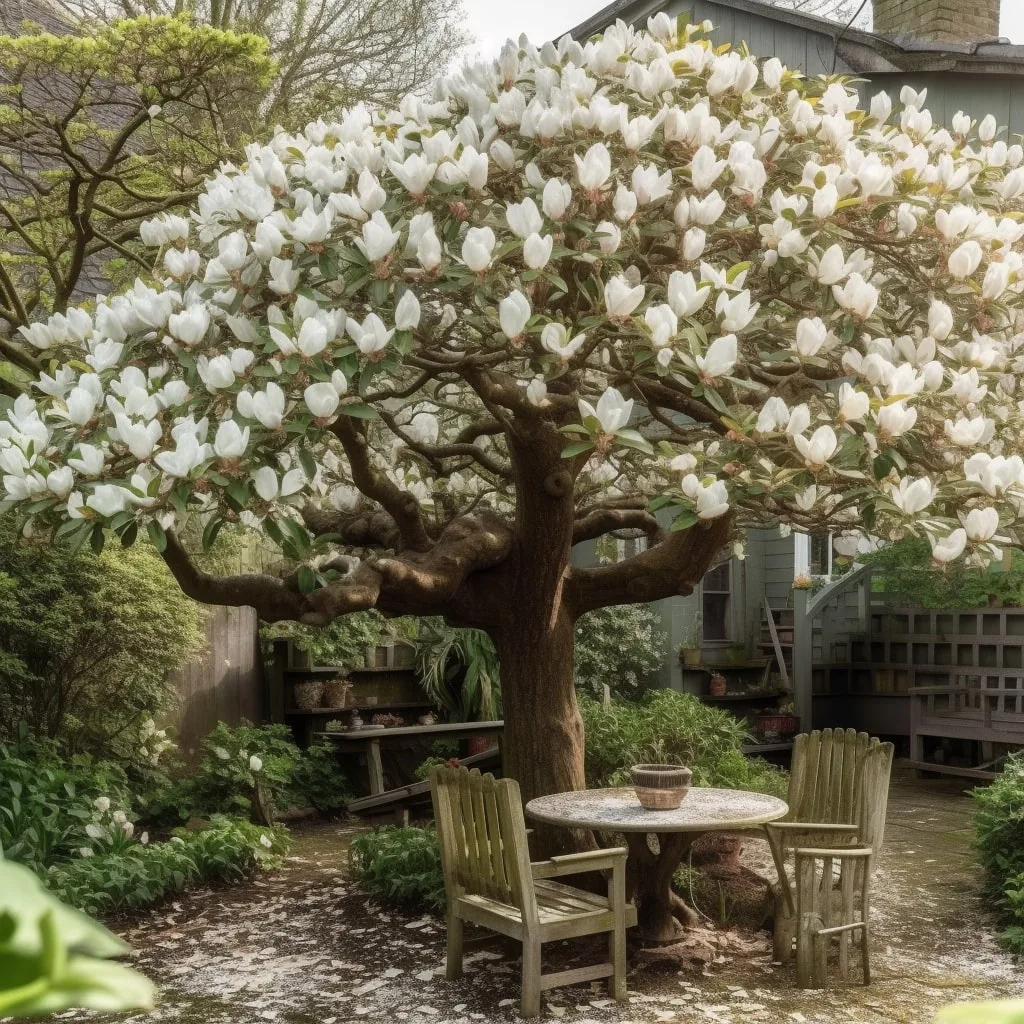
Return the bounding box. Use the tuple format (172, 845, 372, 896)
(63, 0, 470, 125)
(4, 17, 1024, 851)
(0, 14, 272, 392)
(0, 519, 204, 756)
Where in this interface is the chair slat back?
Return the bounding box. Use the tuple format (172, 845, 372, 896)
(430, 764, 537, 922)
(856, 740, 895, 857)
(787, 728, 878, 825)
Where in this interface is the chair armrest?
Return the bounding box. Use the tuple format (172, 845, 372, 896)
(531, 847, 627, 879)
(795, 846, 873, 860)
(767, 822, 860, 833)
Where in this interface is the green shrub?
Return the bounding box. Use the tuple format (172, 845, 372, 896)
(0, 522, 204, 756)
(579, 690, 787, 796)
(348, 826, 445, 912)
(262, 610, 394, 669)
(158, 721, 351, 822)
(292, 742, 353, 812)
(167, 721, 303, 820)
(973, 754, 1024, 952)
(0, 730, 135, 871)
(861, 538, 1024, 609)
(574, 604, 666, 699)
(45, 817, 290, 917)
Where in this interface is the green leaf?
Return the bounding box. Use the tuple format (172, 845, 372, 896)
(614, 428, 655, 455)
(670, 512, 699, 532)
(298, 447, 317, 481)
(202, 516, 223, 552)
(89, 526, 105, 555)
(340, 403, 378, 419)
(146, 520, 167, 553)
(119, 523, 138, 548)
(297, 566, 317, 594)
(561, 440, 594, 459)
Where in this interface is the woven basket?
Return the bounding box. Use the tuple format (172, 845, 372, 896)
(293, 679, 325, 711)
(630, 763, 692, 810)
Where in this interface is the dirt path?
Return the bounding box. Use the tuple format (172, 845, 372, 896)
(83, 771, 1020, 1024)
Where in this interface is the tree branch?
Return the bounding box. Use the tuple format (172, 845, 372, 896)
(572, 507, 667, 546)
(568, 515, 733, 614)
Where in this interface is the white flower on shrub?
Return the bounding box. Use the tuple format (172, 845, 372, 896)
(214, 746, 230, 760)
(259, 834, 273, 849)
(249, 754, 264, 772)
(112, 810, 127, 825)
(85, 823, 106, 840)
(93, 796, 110, 813)
(78, 847, 94, 858)
(140, 831, 149, 845)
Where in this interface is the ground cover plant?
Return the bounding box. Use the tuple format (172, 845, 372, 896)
(348, 825, 446, 912)
(973, 752, 1024, 952)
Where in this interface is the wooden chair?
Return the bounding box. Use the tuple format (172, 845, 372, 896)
(765, 729, 894, 987)
(429, 764, 637, 1018)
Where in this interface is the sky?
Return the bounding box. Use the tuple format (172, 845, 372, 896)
(462, 0, 1024, 60)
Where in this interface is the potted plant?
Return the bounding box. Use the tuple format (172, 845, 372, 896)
(630, 764, 693, 810)
(756, 701, 800, 740)
(679, 612, 702, 667)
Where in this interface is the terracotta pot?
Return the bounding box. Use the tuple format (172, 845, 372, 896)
(465, 735, 492, 756)
(630, 763, 692, 810)
(323, 678, 351, 708)
(293, 679, 325, 711)
(708, 672, 728, 697)
(756, 712, 800, 738)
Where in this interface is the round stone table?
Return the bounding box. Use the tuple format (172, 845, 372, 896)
(525, 787, 788, 945)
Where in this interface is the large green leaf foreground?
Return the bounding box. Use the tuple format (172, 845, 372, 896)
(3, 12, 1024, 630)
(0, 860, 155, 1017)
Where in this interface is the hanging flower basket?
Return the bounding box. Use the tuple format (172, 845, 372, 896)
(756, 712, 800, 739)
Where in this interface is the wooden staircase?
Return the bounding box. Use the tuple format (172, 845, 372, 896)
(760, 602, 793, 687)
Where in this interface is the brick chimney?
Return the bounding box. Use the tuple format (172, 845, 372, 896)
(873, 0, 1000, 44)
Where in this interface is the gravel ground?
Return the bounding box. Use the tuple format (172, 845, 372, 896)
(60, 769, 1022, 1024)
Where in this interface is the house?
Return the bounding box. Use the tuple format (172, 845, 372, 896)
(569, 0, 1024, 776)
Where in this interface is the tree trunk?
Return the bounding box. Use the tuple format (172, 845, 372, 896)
(494, 604, 590, 857)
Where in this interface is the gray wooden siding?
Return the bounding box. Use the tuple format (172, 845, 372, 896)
(168, 605, 264, 760)
(665, 0, 857, 75)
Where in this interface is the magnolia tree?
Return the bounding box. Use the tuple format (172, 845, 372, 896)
(5, 14, 1024, 831)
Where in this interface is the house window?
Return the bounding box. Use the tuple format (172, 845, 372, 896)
(810, 533, 834, 576)
(702, 561, 731, 642)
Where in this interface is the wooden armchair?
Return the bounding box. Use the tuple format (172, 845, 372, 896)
(429, 764, 637, 1018)
(765, 728, 894, 986)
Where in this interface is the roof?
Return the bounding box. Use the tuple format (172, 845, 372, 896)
(568, 0, 1024, 76)
(0, 0, 73, 36)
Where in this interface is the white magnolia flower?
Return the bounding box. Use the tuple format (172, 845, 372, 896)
(794, 425, 838, 471)
(526, 377, 547, 406)
(214, 420, 249, 458)
(506, 197, 543, 239)
(948, 240, 983, 279)
(931, 528, 967, 564)
(394, 290, 421, 331)
(604, 275, 644, 319)
(579, 388, 633, 434)
(541, 323, 585, 359)
(964, 507, 999, 543)
(889, 476, 935, 514)
(695, 334, 737, 381)
(499, 290, 531, 341)
(462, 226, 496, 272)
(304, 382, 341, 419)
(575, 142, 612, 191)
(523, 233, 554, 269)
(695, 479, 729, 519)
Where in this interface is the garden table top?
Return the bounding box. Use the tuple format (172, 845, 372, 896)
(526, 787, 788, 945)
(525, 786, 788, 834)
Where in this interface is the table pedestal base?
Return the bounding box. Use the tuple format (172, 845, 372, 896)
(625, 833, 699, 945)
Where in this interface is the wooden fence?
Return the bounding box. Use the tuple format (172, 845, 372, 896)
(168, 605, 265, 759)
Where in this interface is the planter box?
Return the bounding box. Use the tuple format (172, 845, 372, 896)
(363, 642, 416, 670)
